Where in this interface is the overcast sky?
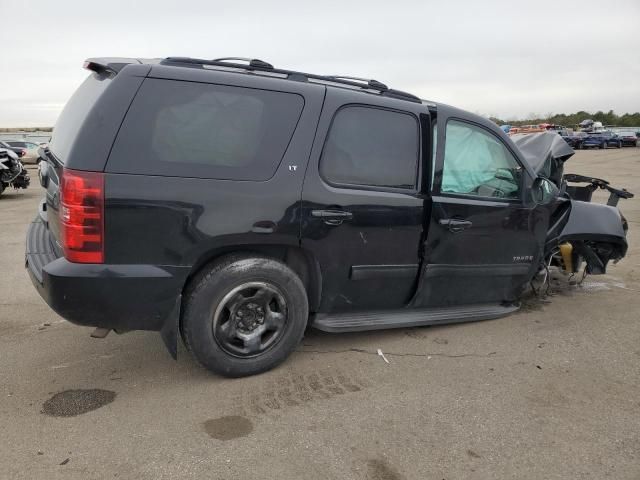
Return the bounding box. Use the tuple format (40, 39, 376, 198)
(1, 0, 639, 127)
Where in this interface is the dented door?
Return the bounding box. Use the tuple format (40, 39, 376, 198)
(413, 115, 544, 307)
(300, 89, 431, 313)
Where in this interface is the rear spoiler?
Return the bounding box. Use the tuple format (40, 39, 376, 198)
(83, 57, 157, 75)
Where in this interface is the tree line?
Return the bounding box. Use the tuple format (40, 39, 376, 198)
(489, 110, 640, 128)
(0, 127, 53, 133)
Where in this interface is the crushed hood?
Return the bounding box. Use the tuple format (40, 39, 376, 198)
(511, 132, 574, 185)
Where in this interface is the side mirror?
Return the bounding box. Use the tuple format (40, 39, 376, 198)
(532, 177, 559, 205)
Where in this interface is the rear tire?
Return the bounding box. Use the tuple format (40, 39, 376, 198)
(618, 141, 622, 148)
(182, 254, 308, 377)
(600, 142, 606, 149)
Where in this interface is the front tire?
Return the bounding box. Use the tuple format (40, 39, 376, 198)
(600, 142, 606, 149)
(182, 254, 308, 377)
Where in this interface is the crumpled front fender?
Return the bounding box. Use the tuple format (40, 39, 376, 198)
(558, 200, 626, 248)
(554, 200, 628, 274)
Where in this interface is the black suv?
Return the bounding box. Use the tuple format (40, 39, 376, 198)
(27, 57, 630, 377)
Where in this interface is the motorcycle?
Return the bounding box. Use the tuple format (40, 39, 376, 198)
(0, 148, 30, 196)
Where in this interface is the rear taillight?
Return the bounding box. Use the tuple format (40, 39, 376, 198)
(60, 168, 105, 263)
(20, 149, 26, 157)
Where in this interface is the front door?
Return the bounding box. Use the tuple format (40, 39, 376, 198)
(300, 89, 430, 313)
(413, 118, 542, 307)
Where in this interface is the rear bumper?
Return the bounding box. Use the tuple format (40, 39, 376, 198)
(26, 218, 189, 332)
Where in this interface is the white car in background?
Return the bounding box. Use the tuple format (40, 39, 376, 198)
(1, 140, 43, 164)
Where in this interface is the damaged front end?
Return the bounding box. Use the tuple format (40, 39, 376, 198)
(547, 197, 628, 276)
(512, 132, 633, 279)
(0, 148, 30, 196)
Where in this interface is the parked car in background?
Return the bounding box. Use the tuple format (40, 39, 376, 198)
(582, 131, 622, 149)
(2, 140, 41, 163)
(579, 119, 605, 133)
(0, 141, 28, 159)
(615, 132, 638, 147)
(561, 131, 587, 149)
(539, 123, 566, 132)
(515, 124, 546, 134)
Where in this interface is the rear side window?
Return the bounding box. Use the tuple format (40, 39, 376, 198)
(320, 106, 419, 189)
(108, 79, 304, 180)
(49, 74, 111, 163)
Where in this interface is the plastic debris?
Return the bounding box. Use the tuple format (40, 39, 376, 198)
(377, 349, 390, 364)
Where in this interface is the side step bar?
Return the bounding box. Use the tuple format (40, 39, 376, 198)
(311, 303, 519, 333)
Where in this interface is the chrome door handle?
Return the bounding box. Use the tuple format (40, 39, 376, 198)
(439, 218, 473, 232)
(311, 209, 353, 225)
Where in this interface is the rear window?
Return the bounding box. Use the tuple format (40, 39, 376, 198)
(49, 74, 111, 162)
(107, 79, 304, 180)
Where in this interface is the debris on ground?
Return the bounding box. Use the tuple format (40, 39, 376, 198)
(377, 349, 390, 364)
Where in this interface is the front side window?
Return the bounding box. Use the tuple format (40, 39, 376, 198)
(441, 120, 521, 199)
(320, 106, 419, 189)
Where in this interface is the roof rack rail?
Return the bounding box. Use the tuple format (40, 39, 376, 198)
(161, 57, 421, 103)
(325, 76, 388, 91)
(211, 57, 274, 70)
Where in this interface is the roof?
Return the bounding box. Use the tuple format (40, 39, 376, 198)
(83, 56, 422, 104)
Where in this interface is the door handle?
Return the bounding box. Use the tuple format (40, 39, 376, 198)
(311, 209, 353, 225)
(439, 218, 473, 232)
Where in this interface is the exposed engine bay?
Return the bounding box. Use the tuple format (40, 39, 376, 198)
(512, 132, 633, 289)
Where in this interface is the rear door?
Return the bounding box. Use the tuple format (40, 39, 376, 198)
(413, 116, 541, 307)
(300, 89, 431, 312)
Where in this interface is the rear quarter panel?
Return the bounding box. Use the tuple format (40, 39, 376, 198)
(64, 65, 151, 172)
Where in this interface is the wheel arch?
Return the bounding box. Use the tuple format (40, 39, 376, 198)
(181, 244, 322, 314)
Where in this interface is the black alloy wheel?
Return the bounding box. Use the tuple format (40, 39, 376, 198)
(212, 281, 288, 357)
(181, 254, 308, 377)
